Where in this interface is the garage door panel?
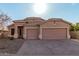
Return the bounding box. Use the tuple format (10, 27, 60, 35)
(27, 29, 38, 39)
(42, 28, 67, 40)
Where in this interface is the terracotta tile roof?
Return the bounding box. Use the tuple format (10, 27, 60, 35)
(48, 18, 72, 25)
(8, 23, 14, 27)
(12, 17, 45, 26)
(13, 17, 45, 23)
(13, 20, 25, 23)
(9, 17, 71, 26)
(24, 17, 45, 21)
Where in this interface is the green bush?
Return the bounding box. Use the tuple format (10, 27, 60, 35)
(70, 23, 79, 31)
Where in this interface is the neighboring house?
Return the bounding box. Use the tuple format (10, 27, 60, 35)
(8, 17, 71, 40)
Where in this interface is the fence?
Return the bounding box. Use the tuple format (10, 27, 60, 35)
(70, 31, 79, 39)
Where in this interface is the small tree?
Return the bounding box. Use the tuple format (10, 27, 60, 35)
(0, 10, 12, 38)
(70, 24, 75, 31)
(70, 23, 79, 31)
(75, 23, 79, 31)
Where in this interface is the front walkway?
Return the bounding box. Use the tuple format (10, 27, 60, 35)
(17, 39, 79, 56)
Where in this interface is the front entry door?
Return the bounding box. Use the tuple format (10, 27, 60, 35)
(18, 26, 23, 39)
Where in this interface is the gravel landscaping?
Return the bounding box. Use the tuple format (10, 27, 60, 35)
(0, 39, 24, 54)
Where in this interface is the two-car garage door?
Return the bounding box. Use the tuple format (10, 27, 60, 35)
(42, 28, 67, 40)
(26, 28, 67, 40)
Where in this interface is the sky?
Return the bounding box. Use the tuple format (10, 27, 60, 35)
(0, 3, 79, 23)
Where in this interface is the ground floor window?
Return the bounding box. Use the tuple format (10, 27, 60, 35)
(11, 28, 15, 35)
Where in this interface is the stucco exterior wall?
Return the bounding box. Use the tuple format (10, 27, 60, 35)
(8, 18, 70, 40)
(40, 21, 69, 28)
(39, 20, 70, 39)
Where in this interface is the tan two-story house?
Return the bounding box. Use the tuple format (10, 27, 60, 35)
(8, 17, 71, 40)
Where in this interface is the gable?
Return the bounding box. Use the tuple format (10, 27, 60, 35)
(40, 20, 70, 28)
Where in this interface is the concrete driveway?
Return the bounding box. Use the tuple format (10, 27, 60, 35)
(17, 39, 79, 56)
